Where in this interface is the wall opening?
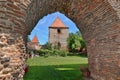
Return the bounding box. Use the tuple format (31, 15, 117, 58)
(57, 29, 61, 34)
(25, 12, 88, 80)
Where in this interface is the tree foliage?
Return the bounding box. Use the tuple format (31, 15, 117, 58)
(67, 31, 86, 52)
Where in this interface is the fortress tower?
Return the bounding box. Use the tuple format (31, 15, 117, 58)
(49, 17, 69, 50)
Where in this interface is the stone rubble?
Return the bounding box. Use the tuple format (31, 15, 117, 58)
(0, 33, 26, 80)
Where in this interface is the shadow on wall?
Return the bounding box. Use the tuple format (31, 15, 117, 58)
(24, 64, 88, 80)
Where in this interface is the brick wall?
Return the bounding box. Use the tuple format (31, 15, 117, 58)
(0, 0, 120, 80)
(69, 1, 120, 79)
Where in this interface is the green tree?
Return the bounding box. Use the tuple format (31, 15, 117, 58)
(67, 31, 86, 52)
(67, 33, 80, 52)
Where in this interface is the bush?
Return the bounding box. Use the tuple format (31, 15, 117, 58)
(38, 49, 51, 56)
(44, 43, 52, 50)
(58, 50, 68, 57)
(38, 49, 68, 57)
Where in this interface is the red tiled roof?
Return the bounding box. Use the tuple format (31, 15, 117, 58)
(50, 17, 67, 28)
(31, 35, 39, 43)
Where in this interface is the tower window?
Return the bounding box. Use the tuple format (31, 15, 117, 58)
(57, 29, 61, 33)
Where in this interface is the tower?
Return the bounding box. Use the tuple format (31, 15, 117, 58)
(31, 35, 39, 43)
(27, 35, 40, 50)
(49, 17, 69, 50)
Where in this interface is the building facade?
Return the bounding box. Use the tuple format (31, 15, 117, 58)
(49, 17, 69, 50)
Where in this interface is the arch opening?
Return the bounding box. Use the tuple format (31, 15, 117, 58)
(0, 0, 120, 80)
(25, 11, 88, 80)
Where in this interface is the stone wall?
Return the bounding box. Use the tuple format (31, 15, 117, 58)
(49, 28, 69, 50)
(0, 33, 26, 80)
(0, 0, 120, 80)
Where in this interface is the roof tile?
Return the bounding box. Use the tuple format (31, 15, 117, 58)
(50, 17, 66, 28)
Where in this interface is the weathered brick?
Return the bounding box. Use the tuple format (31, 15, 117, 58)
(7, 3, 20, 10)
(0, 0, 120, 80)
(0, 64, 4, 71)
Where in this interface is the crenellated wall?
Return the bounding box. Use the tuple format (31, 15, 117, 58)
(0, 0, 120, 80)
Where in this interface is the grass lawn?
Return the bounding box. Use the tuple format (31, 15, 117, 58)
(24, 56, 88, 80)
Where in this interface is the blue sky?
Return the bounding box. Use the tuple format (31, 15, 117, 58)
(29, 12, 79, 45)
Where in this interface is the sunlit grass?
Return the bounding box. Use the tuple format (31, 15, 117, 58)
(24, 56, 88, 80)
(55, 68, 75, 70)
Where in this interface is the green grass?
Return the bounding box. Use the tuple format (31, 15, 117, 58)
(24, 56, 88, 80)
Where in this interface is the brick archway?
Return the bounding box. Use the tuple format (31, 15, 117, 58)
(0, 0, 120, 80)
